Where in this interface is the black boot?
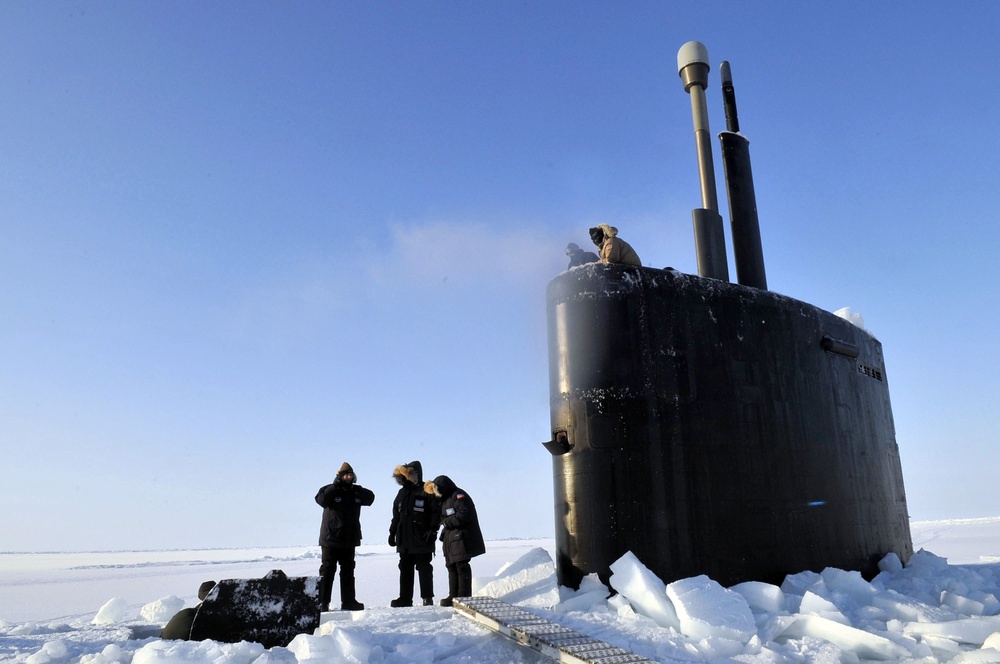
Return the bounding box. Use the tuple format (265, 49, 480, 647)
(455, 561, 473, 598)
(390, 597, 412, 607)
(340, 559, 363, 611)
(441, 562, 459, 607)
(416, 553, 435, 604)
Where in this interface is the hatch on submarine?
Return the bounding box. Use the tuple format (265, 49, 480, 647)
(543, 41, 913, 590)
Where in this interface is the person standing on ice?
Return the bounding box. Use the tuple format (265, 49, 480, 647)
(425, 475, 486, 607)
(589, 224, 641, 266)
(388, 460, 441, 607)
(315, 462, 375, 611)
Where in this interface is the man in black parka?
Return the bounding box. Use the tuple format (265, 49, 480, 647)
(388, 460, 441, 607)
(425, 475, 486, 607)
(315, 461, 375, 611)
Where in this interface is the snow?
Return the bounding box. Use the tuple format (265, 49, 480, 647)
(834, 306, 866, 329)
(3, 521, 1000, 663)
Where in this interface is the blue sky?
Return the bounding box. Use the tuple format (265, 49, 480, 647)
(2, 2, 998, 552)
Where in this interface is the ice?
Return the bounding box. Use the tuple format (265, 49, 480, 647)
(141, 595, 185, 623)
(608, 550, 680, 629)
(554, 589, 610, 614)
(132, 638, 265, 663)
(24, 639, 68, 664)
(731, 580, 787, 614)
(973, 591, 1000, 616)
(666, 574, 756, 643)
(780, 569, 823, 609)
(907, 548, 952, 572)
(251, 648, 299, 664)
(79, 644, 127, 664)
(8, 522, 1000, 663)
(287, 630, 372, 663)
(92, 597, 132, 625)
(834, 306, 865, 329)
(554, 572, 611, 613)
(872, 587, 958, 623)
(475, 546, 560, 608)
(800, 590, 849, 624)
(777, 614, 911, 660)
(903, 614, 1000, 646)
(944, 590, 989, 616)
(951, 649, 1000, 663)
(820, 567, 877, 605)
(983, 632, 1000, 649)
(878, 551, 904, 574)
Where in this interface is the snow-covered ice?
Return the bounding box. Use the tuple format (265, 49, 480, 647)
(3, 520, 1000, 662)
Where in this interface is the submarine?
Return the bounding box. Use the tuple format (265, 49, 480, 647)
(543, 42, 913, 589)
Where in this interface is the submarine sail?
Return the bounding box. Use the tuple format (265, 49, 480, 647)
(543, 42, 912, 589)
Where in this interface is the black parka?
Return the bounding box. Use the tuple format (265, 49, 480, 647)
(427, 475, 486, 565)
(389, 461, 441, 555)
(316, 475, 375, 548)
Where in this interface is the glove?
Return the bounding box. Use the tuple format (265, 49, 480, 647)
(388, 533, 396, 547)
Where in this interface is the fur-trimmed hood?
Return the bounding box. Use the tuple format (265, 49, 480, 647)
(597, 223, 618, 238)
(425, 474, 456, 499)
(393, 460, 423, 485)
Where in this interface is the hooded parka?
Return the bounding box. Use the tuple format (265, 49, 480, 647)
(389, 461, 441, 555)
(592, 224, 641, 266)
(426, 475, 485, 564)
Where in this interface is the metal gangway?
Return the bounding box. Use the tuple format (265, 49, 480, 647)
(453, 597, 657, 664)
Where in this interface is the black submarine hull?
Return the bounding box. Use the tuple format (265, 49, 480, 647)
(545, 264, 913, 588)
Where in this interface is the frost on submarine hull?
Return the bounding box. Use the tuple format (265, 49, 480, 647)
(543, 43, 912, 589)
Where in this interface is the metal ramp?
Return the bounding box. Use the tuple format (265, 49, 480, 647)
(453, 597, 657, 664)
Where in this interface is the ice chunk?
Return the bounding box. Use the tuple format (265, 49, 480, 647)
(834, 306, 865, 329)
(132, 639, 264, 664)
(873, 588, 957, 623)
(778, 614, 911, 659)
(903, 615, 1000, 646)
(821, 567, 876, 605)
(578, 573, 608, 594)
(972, 592, 1000, 617)
(781, 569, 823, 601)
(288, 629, 372, 663)
(554, 589, 611, 614)
(79, 644, 126, 664)
(608, 551, 679, 629)
(25, 639, 69, 663)
(878, 552, 904, 574)
(252, 647, 299, 664)
(731, 581, 786, 614)
(943, 590, 988, 616)
(983, 632, 1000, 650)
(555, 573, 610, 613)
(908, 549, 951, 571)
(140, 595, 184, 624)
(757, 614, 798, 643)
(800, 591, 849, 625)
(949, 648, 1000, 663)
(666, 575, 756, 643)
(92, 598, 132, 625)
(476, 547, 560, 608)
(918, 634, 963, 661)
